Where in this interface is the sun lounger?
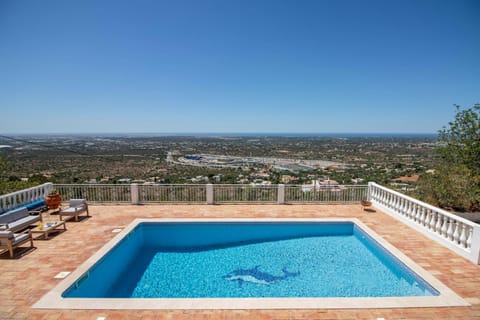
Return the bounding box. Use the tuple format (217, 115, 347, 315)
(59, 199, 89, 222)
(0, 230, 34, 258)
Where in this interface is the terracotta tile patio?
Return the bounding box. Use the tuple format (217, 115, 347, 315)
(1, 204, 479, 320)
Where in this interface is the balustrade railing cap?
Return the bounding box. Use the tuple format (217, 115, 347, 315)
(0, 182, 51, 198)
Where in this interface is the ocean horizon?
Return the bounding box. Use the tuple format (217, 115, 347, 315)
(2, 132, 437, 138)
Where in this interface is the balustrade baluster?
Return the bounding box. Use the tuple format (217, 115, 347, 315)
(466, 227, 472, 249)
(411, 203, 416, 221)
(447, 219, 455, 240)
(416, 204, 422, 223)
(416, 206, 422, 225)
(441, 216, 449, 238)
(435, 212, 443, 234)
(459, 225, 468, 248)
(403, 199, 409, 218)
(401, 199, 406, 216)
(406, 201, 412, 218)
(12, 194, 17, 208)
(401, 199, 407, 217)
(426, 209, 434, 230)
(385, 192, 390, 207)
(453, 222, 461, 244)
(399, 198, 405, 215)
(422, 204, 429, 228)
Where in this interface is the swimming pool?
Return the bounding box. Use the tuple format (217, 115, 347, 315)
(35, 218, 468, 309)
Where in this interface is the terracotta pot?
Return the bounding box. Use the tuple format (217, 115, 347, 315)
(45, 193, 62, 209)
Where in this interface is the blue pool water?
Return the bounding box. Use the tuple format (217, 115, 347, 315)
(63, 222, 439, 298)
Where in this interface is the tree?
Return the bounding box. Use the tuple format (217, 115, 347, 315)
(0, 156, 44, 194)
(416, 165, 478, 211)
(0, 157, 6, 179)
(437, 104, 480, 175)
(416, 104, 480, 212)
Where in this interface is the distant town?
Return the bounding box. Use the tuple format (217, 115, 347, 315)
(0, 134, 438, 192)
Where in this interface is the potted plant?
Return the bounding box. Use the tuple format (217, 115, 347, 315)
(45, 189, 62, 209)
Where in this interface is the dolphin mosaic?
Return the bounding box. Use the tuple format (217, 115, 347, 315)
(223, 265, 300, 287)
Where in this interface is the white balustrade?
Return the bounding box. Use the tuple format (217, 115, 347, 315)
(139, 184, 207, 203)
(50, 184, 368, 205)
(368, 182, 480, 264)
(285, 185, 368, 203)
(54, 184, 132, 203)
(213, 184, 278, 203)
(0, 183, 52, 213)
(3, 181, 478, 264)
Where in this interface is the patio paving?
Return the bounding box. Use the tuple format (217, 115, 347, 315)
(0, 204, 479, 320)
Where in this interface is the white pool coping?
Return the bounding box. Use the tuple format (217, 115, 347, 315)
(34, 218, 469, 309)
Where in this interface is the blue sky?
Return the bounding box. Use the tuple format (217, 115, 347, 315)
(1, 0, 479, 134)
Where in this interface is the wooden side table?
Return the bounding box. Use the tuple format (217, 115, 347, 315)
(31, 221, 67, 240)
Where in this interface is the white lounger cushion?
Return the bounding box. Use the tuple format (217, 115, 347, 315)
(60, 205, 86, 214)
